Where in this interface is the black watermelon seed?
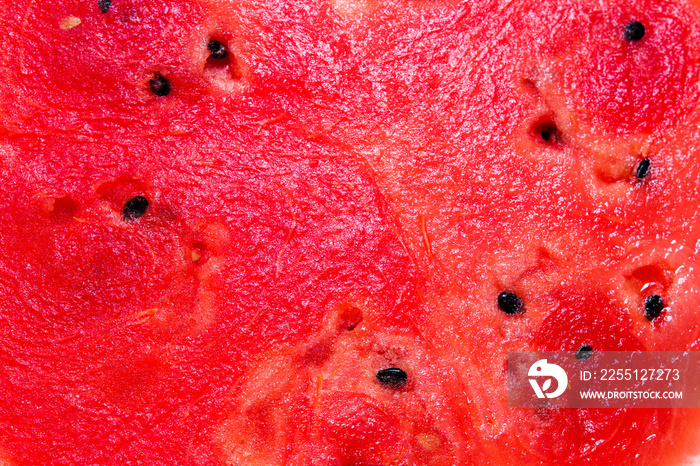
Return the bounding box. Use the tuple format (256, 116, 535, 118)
(575, 344, 593, 360)
(498, 291, 524, 315)
(644, 295, 664, 321)
(636, 158, 651, 179)
(208, 40, 229, 60)
(624, 21, 646, 41)
(149, 73, 171, 97)
(123, 196, 149, 220)
(376, 368, 408, 389)
(98, 0, 112, 13)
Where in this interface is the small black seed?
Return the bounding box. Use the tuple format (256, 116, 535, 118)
(98, 0, 112, 13)
(498, 291, 524, 315)
(575, 344, 593, 360)
(208, 40, 229, 60)
(123, 196, 149, 220)
(376, 368, 408, 389)
(624, 21, 646, 42)
(636, 158, 651, 179)
(541, 130, 552, 142)
(644, 295, 664, 321)
(149, 73, 171, 97)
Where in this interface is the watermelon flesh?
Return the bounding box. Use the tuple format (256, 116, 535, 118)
(1, 0, 700, 464)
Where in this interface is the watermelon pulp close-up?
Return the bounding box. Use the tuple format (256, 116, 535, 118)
(1, 0, 700, 464)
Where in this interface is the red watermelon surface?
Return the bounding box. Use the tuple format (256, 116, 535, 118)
(1, 0, 700, 464)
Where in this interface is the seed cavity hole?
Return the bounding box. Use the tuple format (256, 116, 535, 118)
(631, 263, 671, 291)
(338, 306, 363, 331)
(204, 37, 241, 81)
(624, 262, 672, 315)
(49, 196, 79, 223)
(531, 119, 563, 146)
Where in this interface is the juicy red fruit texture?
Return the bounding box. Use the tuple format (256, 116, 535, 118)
(0, 0, 352, 137)
(0, 128, 435, 464)
(547, 2, 696, 136)
(476, 285, 674, 465)
(520, 289, 671, 464)
(535, 289, 645, 352)
(1, 0, 700, 465)
(315, 0, 700, 463)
